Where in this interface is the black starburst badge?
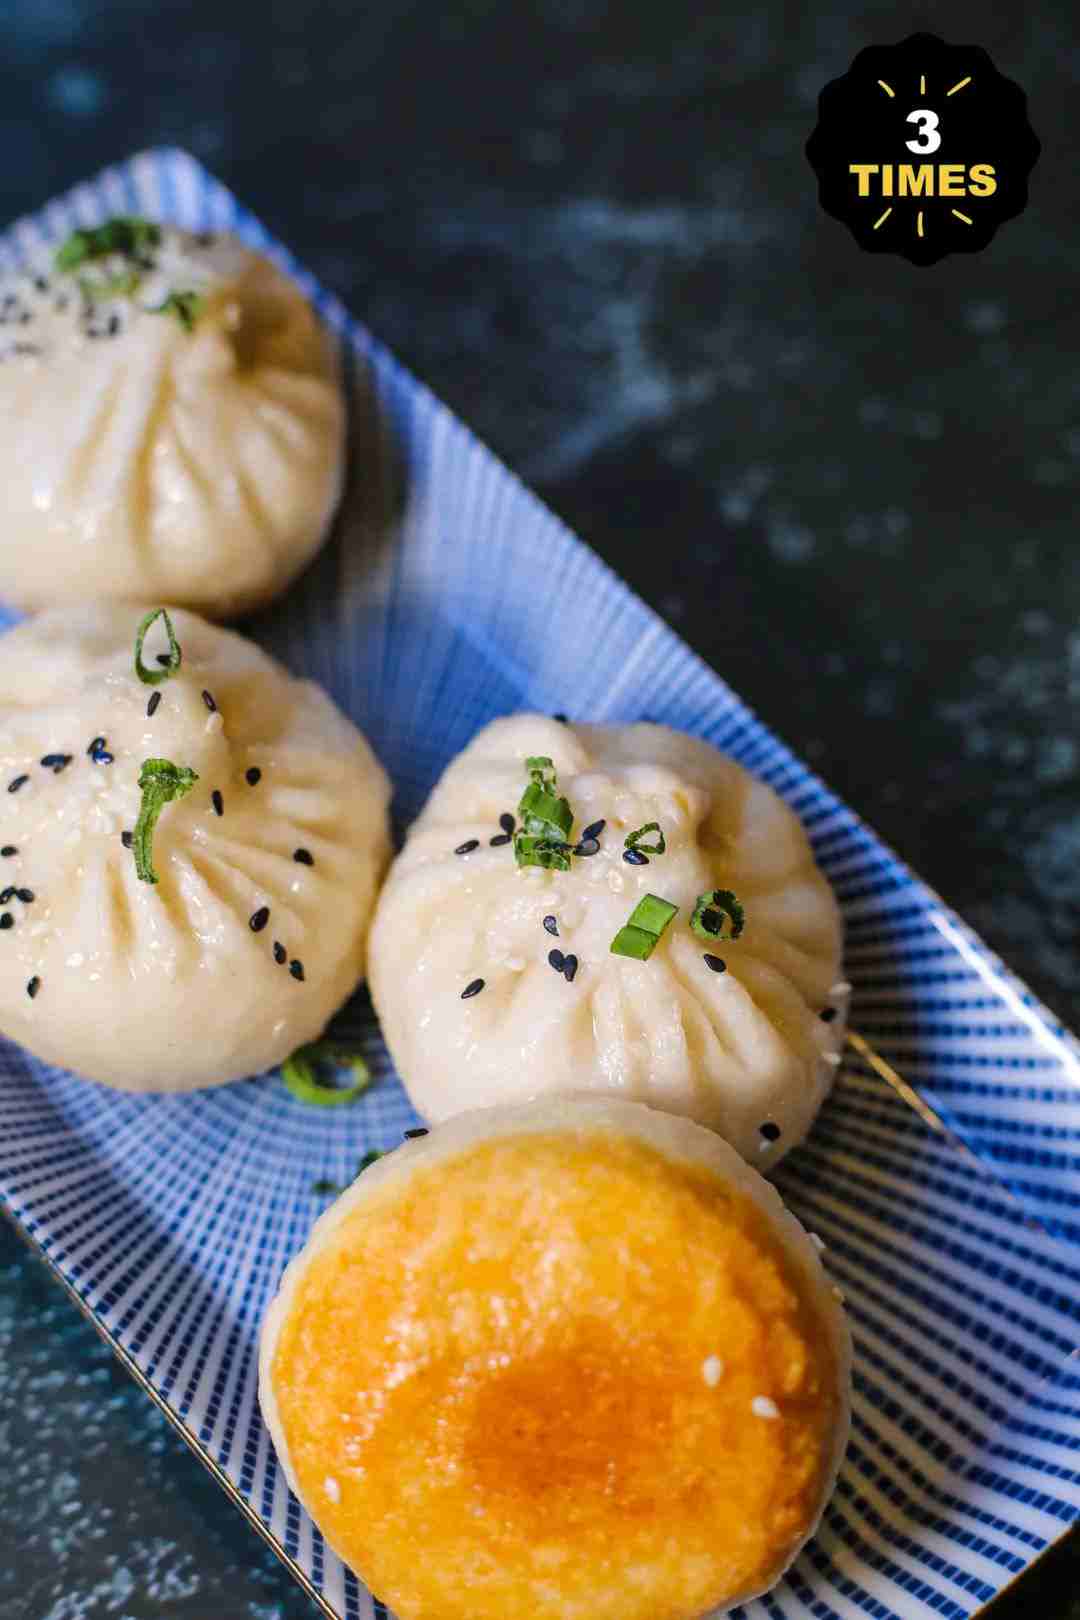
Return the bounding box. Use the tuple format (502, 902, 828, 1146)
(806, 33, 1039, 266)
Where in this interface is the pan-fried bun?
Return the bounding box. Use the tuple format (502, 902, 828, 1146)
(260, 1096, 850, 1620)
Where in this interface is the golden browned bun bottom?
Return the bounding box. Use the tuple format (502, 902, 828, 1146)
(260, 1098, 850, 1620)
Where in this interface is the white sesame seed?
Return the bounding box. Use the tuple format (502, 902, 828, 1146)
(808, 1232, 826, 1251)
(832, 1285, 846, 1303)
(324, 1476, 341, 1503)
(702, 1355, 724, 1387)
(751, 1396, 780, 1420)
(829, 980, 852, 997)
(823, 1051, 841, 1067)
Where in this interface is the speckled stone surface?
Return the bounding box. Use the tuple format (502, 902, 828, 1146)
(0, 3, 1077, 1616)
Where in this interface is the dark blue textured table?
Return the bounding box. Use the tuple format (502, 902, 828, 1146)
(1, 3, 1077, 1616)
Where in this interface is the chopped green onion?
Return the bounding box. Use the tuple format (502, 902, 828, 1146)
(625, 821, 666, 856)
(525, 755, 557, 785)
(690, 889, 745, 943)
(311, 1177, 341, 1195)
(514, 755, 575, 870)
(514, 835, 572, 871)
(81, 268, 141, 302)
(134, 608, 182, 686)
(151, 289, 204, 332)
(610, 893, 679, 960)
(132, 758, 199, 884)
(55, 216, 161, 272)
(282, 1042, 372, 1106)
(357, 1149, 383, 1173)
(609, 923, 658, 960)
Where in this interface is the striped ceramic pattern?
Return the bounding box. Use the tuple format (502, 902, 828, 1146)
(0, 149, 1076, 1620)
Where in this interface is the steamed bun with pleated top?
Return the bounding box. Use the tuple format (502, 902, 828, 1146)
(369, 715, 845, 1164)
(0, 603, 390, 1091)
(260, 1095, 851, 1620)
(0, 217, 344, 618)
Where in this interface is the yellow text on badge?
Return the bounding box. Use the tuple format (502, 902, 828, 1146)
(848, 163, 997, 197)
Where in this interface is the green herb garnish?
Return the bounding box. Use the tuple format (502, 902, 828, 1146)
(690, 889, 745, 943)
(55, 217, 161, 273)
(80, 268, 142, 303)
(132, 758, 199, 884)
(282, 1042, 372, 1107)
(151, 290, 204, 332)
(134, 608, 182, 686)
(625, 821, 666, 856)
(610, 893, 679, 960)
(312, 1147, 383, 1196)
(514, 755, 574, 871)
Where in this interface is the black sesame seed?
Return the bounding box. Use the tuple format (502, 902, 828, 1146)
(146, 691, 161, 718)
(489, 832, 512, 846)
(820, 1006, 838, 1023)
(94, 749, 114, 764)
(26, 976, 39, 999)
(289, 959, 305, 982)
(16, 888, 34, 904)
(703, 954, 727, 973)
(553, 713, 568, 723)
(700, 908, 721, 935)
(454, 839, 479, 856)
(499, 812, 515, 834)
(581, 819, 606, 842)
(461, 977, 485, 999)
(87, 736, 106, 755)
(107, 313, 120, 337)
(563, 953, 579, 983)
(293, 847, 314, 865)
(548, 948, 565, 973)
(249, 906, 270, 933)
(404, 1128, 429, 1139)
(623, 847, 649, 866)
(121, 831, 133, 849)
(245, 767, 262, 786)
(1, 846, 16, 857)
(543, 914, 559, 937)
(211, 790, 223, 816)
(202, 689, 217, 712)
(273, 941, 286, 965)
(40, 753, 72, 772)
(33, 276, 48, 293)
(574, 837, 600, 857)
(0, 889, 13, 904)
(7, 775, 28, 794)
(0, 914, 11, 930)
(155, 653, 171, 667)
(759, 1121, 782, 1142)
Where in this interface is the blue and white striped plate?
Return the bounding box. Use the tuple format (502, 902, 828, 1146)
(0, 149, 1077, 1620)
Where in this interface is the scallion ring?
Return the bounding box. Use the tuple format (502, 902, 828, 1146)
(625, 821, 666, 856)
(690, 889, 745, 943)
(134, 608, 182, 685)
(282, 1042, 373, 1106)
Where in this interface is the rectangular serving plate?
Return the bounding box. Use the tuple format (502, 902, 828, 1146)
(0, 148, 1077, 1620)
